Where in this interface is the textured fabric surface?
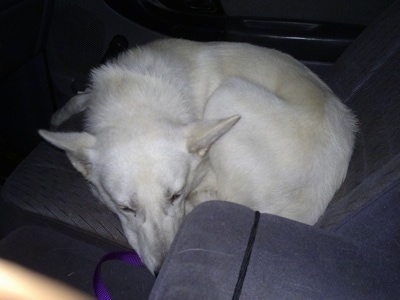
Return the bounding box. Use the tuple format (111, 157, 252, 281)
(333, 181, 400, 253)
(0, 110, 129, 247)
(150, 201, 256, 300)
(241, 186, 400, 299)
(1, 141, 129, 246)
(152, 200, 400, 299)
(316, 0, 400, 228)
(0, 226, 155, 299)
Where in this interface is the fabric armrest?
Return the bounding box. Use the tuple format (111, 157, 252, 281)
(150, 201, 398, 299)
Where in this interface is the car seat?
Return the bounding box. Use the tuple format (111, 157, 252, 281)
(1, 0, 400, 298)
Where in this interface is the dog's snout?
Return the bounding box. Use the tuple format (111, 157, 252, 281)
(145, 237, 168, 276)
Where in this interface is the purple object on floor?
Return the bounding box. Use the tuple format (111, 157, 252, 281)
(93, 251, 145, 300)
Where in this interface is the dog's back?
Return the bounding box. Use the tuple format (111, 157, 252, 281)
(137, 39, 357, 224)
(203, 77, 356, 225)
(117, 39, 334, 118)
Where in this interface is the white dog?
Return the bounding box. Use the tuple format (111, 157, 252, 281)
(39, 38, 357, 274)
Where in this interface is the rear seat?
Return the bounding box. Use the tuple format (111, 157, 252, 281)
(1, 0, 400, 298)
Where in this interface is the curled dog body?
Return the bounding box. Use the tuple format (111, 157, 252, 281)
(39, 39, 357, 274)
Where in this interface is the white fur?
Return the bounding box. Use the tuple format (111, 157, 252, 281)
(50, 89, 91, 128)
(39, 38, 357, 274)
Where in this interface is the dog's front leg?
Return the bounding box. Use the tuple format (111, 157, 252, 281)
(50, 89, 92, 129)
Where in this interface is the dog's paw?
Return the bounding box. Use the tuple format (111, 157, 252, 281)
(188, 189, 219, 207)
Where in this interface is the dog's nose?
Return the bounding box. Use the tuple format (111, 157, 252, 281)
(153, 267, 160, 277)
(153, 264, 162, 277)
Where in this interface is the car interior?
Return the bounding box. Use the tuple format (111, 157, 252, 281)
(0, 0, 399, 299)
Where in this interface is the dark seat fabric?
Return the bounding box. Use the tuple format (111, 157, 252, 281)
(0, 112, 129, 247)
(150, 199, 400, 299)
(317, 0, 400, 228)
(1, 0, 400, 298)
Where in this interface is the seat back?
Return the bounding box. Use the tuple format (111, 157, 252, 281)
(317, 0, 400, 228)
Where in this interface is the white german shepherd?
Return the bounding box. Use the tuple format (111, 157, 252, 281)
(39, 39, 356, 274)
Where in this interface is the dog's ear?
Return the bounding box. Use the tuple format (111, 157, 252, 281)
(186, 115, 240, 157)
(38, 130, 96, 176)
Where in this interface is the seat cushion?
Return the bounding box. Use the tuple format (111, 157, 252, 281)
(150, 201, 400, 299)
(0, 113, 129, 247)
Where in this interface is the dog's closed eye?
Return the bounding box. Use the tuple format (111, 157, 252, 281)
(118, 205, 137, 216)
(169, 191, 182, 204)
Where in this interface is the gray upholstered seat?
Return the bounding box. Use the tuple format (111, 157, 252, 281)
(0, 113, 129, 247)
(1, 1, 400, 298)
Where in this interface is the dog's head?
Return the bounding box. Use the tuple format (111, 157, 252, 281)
(39, 115, 239, 274)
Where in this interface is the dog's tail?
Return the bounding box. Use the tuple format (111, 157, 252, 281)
(50, 89, 91, 129)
